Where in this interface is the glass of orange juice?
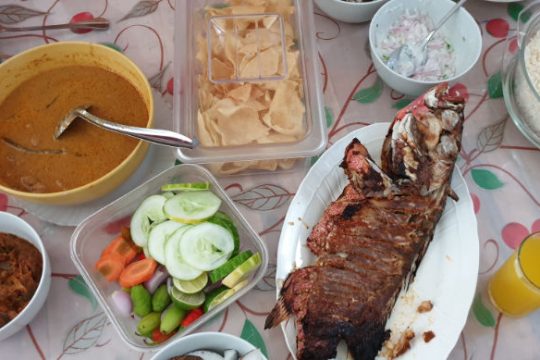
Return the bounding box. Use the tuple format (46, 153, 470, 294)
(488, 232, 540, 317)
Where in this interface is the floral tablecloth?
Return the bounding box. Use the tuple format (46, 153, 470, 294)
(1, 1, 539, 359)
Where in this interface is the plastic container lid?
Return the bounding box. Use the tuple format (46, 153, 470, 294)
(173, 0, 326, 165)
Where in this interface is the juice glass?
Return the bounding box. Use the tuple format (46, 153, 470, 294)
(488, 232, 540, 317)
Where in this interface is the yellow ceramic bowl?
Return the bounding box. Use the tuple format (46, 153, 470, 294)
(0, 42, 153, 205)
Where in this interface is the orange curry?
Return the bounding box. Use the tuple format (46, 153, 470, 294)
(0, 65, 148, 193)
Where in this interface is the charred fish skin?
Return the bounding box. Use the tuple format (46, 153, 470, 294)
(265, 84, 465, 360)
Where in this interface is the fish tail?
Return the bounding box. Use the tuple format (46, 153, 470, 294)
(264, 296, 290, 329)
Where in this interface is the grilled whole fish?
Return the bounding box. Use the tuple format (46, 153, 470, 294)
(265, 84, 465, 360)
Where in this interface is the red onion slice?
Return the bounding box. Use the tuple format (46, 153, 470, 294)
(111, 290, 132, 317)
(144, 266, 169, 294)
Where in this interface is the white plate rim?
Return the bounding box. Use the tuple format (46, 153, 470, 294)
(274, 123, 479, 360)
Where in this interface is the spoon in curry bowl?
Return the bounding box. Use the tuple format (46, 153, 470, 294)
(54, 106, 198, 149)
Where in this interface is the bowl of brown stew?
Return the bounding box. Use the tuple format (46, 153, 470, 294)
(0, 42, 154, 205)
(0, 211, 51, 341)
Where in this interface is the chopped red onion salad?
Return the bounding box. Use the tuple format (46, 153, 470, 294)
(379, 12, 456, 81)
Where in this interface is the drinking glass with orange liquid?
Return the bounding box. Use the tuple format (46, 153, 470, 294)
(488, 232, 540, 317)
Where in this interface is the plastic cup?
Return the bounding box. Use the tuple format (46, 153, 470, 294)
(488, 232, 540, 317)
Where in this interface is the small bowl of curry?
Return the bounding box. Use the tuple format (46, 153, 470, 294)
(0, 42, 154, 205)
(0, 211, 51, 341)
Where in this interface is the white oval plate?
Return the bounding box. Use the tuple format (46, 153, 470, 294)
(275, 123, 479, 360)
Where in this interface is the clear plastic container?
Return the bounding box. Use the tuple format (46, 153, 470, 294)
(502, 1, 540, 148)
(173, 0, 326, 165)
(70, 164, 268, 351)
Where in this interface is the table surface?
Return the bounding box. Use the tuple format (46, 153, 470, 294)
(1, 1, 539, 359)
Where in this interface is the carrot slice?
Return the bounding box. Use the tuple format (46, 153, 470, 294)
(96, 253, 125, 281)
(118, 258, 157, 288)
(101, 235, 139, 265)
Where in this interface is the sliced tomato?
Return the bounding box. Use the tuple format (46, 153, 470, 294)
(151, 328, 175, 344)
(101, 235, 139, 265)
(96, 253, 125, 281)
(181, 307, 204, 327)
(118, 258, 157, 288)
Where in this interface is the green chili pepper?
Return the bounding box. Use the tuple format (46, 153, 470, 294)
(136, 312, 161, 337)
(131, 285, 151, 317)
(152, 284, 171, 312)
(160, 304, 186, 335)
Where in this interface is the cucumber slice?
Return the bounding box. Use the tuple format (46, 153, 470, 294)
(164, 191, 221, 224)
(148, 220, 184, 265)
(209, 250, 253, 283)
(179, 223, 234, 271)
(203, 286, 231, 313)
(130, 195, 167, 247)
(165, 226, 203, 280)
(161, 182, 210, 192)
(162, 191, 175, 199)
(222, 253, 262, 288)
(207, 211, 240, 256)
(206, 287, 235, 312)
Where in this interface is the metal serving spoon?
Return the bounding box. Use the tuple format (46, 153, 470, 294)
(386, 0, 468, 78)
(0, 18, 110, 33)
(54, 106, 198, 149)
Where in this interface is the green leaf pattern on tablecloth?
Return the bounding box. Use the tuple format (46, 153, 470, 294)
(353, 77, 383, 104)
(472, 169, 505, 190)
(99, 42, 123, 53)
(488, 72, 503, 99)
(325, 106, 334, 128)
(472, 295, 496, 327)
(392, 98, 413, 110)
(508, 3, 525, 22)
(240, 319, 269, 358)
(68, 275, 98, 310)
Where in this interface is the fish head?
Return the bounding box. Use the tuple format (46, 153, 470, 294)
(382, 84, 465, 195)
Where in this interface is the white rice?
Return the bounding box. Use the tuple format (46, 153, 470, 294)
(515, 30, 540, 136)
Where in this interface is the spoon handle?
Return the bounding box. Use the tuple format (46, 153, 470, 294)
(0, 18, 110, 32)
(422, 0, 469, 48)
(75, 108, 197, 149)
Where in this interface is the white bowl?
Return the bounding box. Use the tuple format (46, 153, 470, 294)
(369, 0, 482, 96)
(0, 212, 51, 342)
(314, 0, 389, 24)
(150, 332, 264, 360)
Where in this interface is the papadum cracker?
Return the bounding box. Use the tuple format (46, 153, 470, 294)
(197, 0, 305, 174)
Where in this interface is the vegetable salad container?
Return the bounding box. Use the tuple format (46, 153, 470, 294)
(173, 0, 326, 175)
(70, 165, 268, 351)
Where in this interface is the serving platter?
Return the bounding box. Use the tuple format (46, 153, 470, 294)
(275, 123, 479, 360)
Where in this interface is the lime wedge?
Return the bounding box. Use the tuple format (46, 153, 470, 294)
(169, 287, 205, 310)
(222, 252, 262, 288)
(173, 272, 208, 294)
(161, 182, 210, 192)
(204, 287, 235, 312)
